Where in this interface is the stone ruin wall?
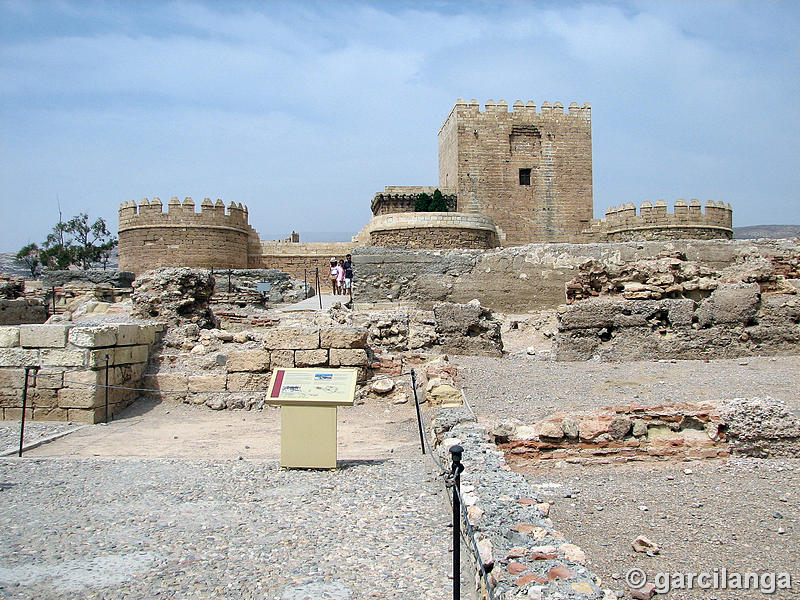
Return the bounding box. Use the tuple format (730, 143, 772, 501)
(0, 323, 161, 423)
(351, 238, 800, 312)
(118, 197, 260, 275)
(585, 199, 733, 242)
(438, 99, 593, 245)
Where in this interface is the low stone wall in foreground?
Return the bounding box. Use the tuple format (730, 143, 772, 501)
(0, 323, 161, 423)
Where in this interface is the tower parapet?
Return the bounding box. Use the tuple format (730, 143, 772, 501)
(587, 199, 733, 242)
(438, 98, 593, 245)
(118, 197, 257, 274)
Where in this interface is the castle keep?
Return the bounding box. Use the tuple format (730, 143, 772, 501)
(118, 99, 734, 276)
(438, 99, 593, 244)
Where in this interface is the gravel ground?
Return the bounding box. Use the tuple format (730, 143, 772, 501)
(454, 354, 800, 423)
(452, 353, 800, 599)
(519, 457, 799, 599)
(0, 452, 456, 600)
(0, 422, 83, 456)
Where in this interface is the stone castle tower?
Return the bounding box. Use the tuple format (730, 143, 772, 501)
(438, 99, 593, 244)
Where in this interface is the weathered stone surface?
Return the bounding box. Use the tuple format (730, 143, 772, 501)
(39, 349, 86, 368)
(57, 387, 103, 409)
(0, 299, 47, 326)
(631, 535, 659, 554)
(295, 349, 329, 367)
(537, 421, 564, 440)
(20, 324, 70, 348)
(270, 350, 295, 368)
(262, 327, 320, 350)
(718, 397, 800, 457)
(433, 300, 503, 356)
(329, 348, 369, 367)
(188, 374, 227, 392)
(695, 282, 760, 327)
(0, 326, 20, 348)
(116, 324, 142, 346)
(131, 268, 217, 328)
(68, 326, 118, 348)
(578, 418, 610, 441)
(225, 350, 270, 373)
(320, 327, 368, 349)
(609, 416, 632, 439)
(226, 372, 272, 392)
(370, 378, 395, 394)
(425, 382, 461, 406)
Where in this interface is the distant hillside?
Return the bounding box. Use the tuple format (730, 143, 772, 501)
(734, 225, 800, 240)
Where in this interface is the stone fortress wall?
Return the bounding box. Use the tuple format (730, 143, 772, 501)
(118, 197, 260, 274)
(117, 98, 736, 276)
(585, 199, 733, 242)
(438, 99, 593, 245)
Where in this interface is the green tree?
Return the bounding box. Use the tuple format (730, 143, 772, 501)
(429, 188, 448, 211)
(66, 213, 116, 269)
(15, 243, 41, 277)
(36, 211, 118, 271)
(414, 192, 431, 212)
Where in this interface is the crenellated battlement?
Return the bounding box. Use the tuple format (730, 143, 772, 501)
(439, 99, 591, 135)
(119, 197, 250, 230)
(585, 199, 733, 242)
(118, 197, 255, 274)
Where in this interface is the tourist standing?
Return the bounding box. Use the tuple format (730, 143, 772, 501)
(343, 253, 353, 299)
(329, 258, 339, 294)
(336, 259, 345, 295)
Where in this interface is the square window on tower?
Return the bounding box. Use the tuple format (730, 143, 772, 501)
(519, 168, 531, 185)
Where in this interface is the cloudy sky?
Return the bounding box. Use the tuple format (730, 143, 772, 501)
(1, 0, 798, 252)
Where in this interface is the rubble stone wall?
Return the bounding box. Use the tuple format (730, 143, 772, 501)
(0, 323, 161, 423)
(351, 238, 800, 312)
(0, 299, 47, 326)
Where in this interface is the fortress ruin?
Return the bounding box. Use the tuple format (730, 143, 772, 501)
(118, 99, 733, 276)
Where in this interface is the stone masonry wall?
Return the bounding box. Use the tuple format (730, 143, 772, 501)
(351, 238, 800, 312)
(118, 197, 257, 274)
(585, 199, 733, 242)
(438, 99, 593, 245)
(0, 323, 161, 423)
(368, 212, 499, 249)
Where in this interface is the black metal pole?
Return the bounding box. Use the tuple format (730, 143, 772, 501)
(19, 366, 38, 457)
(450, 444, 464, 600)
(104, 354, 110, 424)
(228, 269, 232, 292)
(316, 268, 322, 309)
(51, 287, 56, 314)
(410, 369, 426, 454)
(304, 269, 308, 299)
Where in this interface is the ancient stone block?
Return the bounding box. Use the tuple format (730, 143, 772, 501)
(66, 408, 103, 424)
(329, 348, 369, 367)
(270, 350, 295, 368)
(30, 388, 58, 408)
(226, 372, 272, 392)
(295, 349, 329, 367)
(320, 327, 368, 349)
(0, 326, 20, 348)
(19, 324, 70, 348)
(695, 282, 760, 327)
(144, 373, 188, 395)
(188, 374, 227, 392)
(116, 324, 141, 346)
(34, 369, 63, 389)
(4, 407, 33, 421)
(225, 350, 270, 373)
(33, 406, 69, 421)
(68, 326, 117, 348)
(0, 368, 24, 389)
(58, 387, 103, 409)
(262, 326, 320, 350)
(40, 349, 86, 368)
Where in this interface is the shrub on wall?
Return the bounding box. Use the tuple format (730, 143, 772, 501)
(414, 189, 448, 212)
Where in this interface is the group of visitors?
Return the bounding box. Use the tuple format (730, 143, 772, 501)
(329, 254, 353, 296)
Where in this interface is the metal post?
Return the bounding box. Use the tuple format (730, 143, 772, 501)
(19, 366, 39, 457)
(228, 269, 232, 292)
(104, 354, 110, 424)
(410, 369, 426, 454)
(51, 287, 56, 315)
(450, 444, 465, 600)
(304, 269, 308, 299)
(316, 268, 322, 310)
